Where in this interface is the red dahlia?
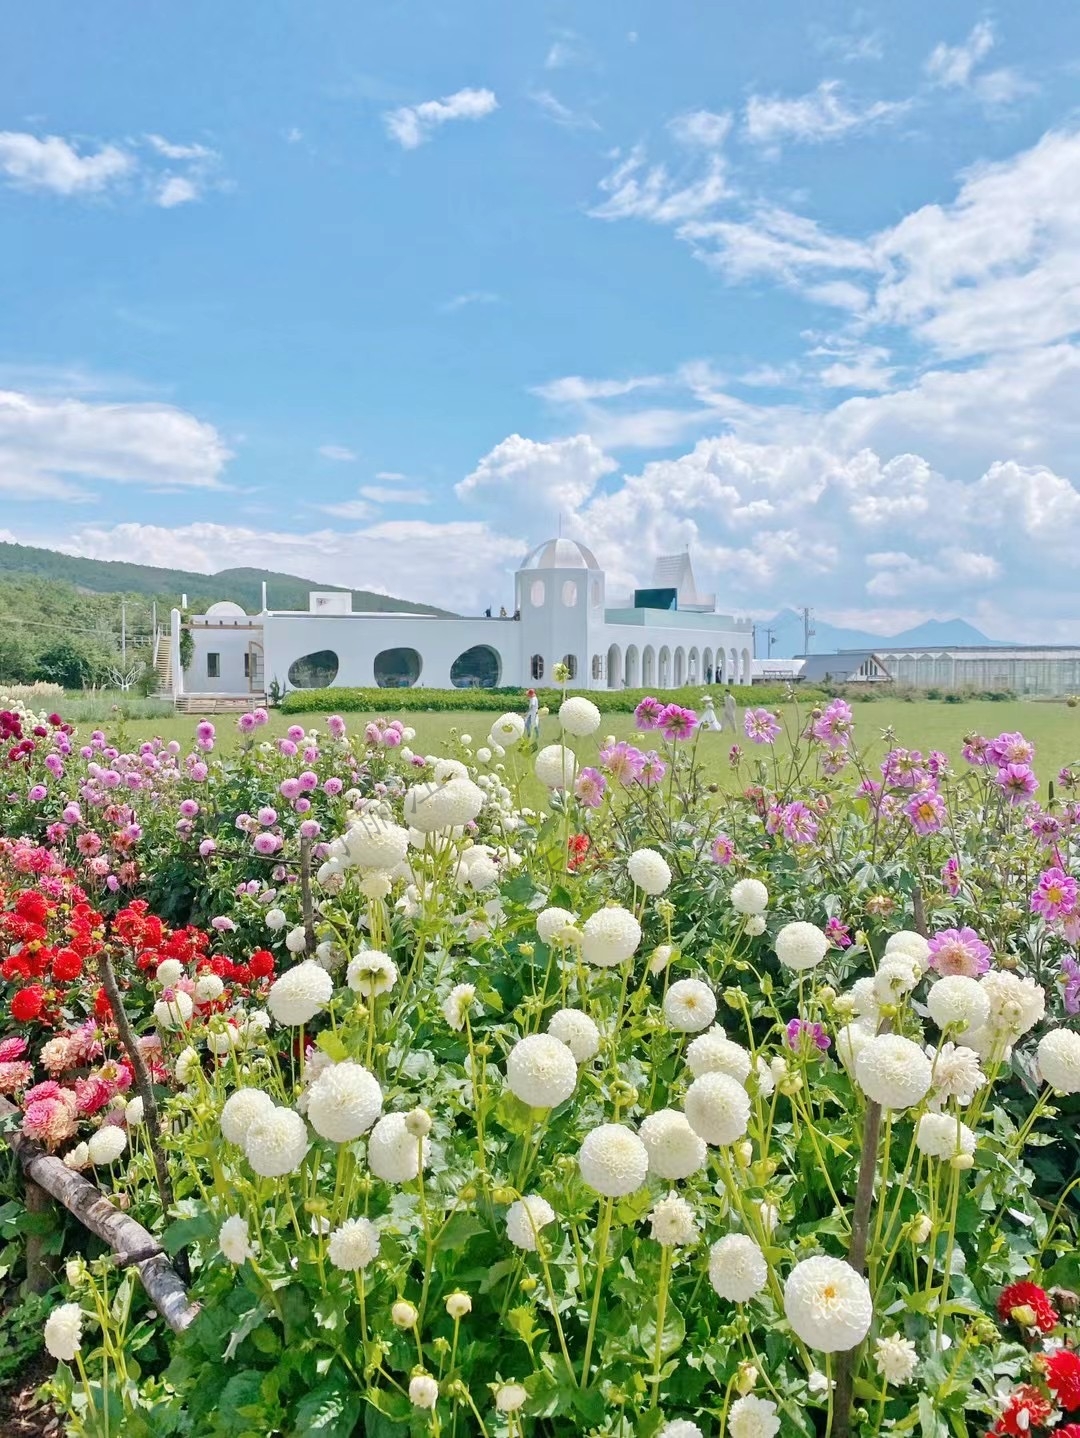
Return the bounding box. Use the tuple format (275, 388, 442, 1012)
(1047, 1349, 1080, 1411)
(993, 1385, 1053, 1436)
(998, 1282, 1058, 1333)
(11, 985, 45, 1022)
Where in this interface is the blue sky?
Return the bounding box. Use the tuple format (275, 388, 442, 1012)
(4, 2, 1080, 638)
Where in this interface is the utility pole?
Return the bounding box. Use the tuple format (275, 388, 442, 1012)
(753, 623, 776, 659)
(802, 606, 815, 656)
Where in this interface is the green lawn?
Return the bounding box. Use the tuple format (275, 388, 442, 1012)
(108, 697, 1080, 790)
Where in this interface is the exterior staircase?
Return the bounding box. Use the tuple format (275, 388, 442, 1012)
(176, 694, 267, 715)
(153, 633, 172, 697)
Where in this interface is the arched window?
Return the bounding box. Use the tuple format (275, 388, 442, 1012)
(591, 653, 603, 681)
(591, 579, 602, 607)
(374, 647, 422, 688)
(562, 654, 578, 680)
(451, 645, 502, 689)
(530, 580, 546, 608)
(287, 650, 339, 688)
(561, 580, 578, 607)
(530, 654, 544, 681)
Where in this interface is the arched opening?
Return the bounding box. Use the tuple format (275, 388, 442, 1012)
(624, 644, 640, 688)
(590, 578, 602, 608)
(374, 647, 422, 688)
(674, 647, 686, 687)
(688, 647, 700, 685)
(561, 580, 579, 607)
(703, 647, 714, 685)
(530, 580, 546, 608)
(730, 648, 739, 687)
(287, 649, 339, 689)
(561, 654, 578, 681)
(741, 647, 752, 685)
(451, 645, 502, 688)
(658, 646, 671, 688)
(246, 640, 264, 693)
(591, 654, 603, 682)
(606, 643, 622, 690)
(642, 645, 655, 687)
(530, 654, 544, 681)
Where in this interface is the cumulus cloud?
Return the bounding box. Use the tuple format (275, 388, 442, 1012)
(923, 20, 1031, 105)
(743, 80, 907, 149)
(455, 433, 616, 525)
(590, 147, 728, 224)
(0, 390, 230, 500)
(0, 130, 221, 206)
(384, 88, 498, 149)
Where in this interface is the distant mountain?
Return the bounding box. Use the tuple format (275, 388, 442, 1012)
(0, 541, 450, 616)
(758, 607, 1011, 659)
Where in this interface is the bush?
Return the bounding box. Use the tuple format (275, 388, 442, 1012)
(281, 682, 824, 715)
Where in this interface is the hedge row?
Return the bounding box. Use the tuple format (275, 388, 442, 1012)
(280, 683, 823, 715)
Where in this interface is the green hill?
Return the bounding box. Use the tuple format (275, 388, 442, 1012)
(0, 541, 450, 689)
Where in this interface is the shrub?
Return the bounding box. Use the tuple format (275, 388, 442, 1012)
(281, 682, 825, 715)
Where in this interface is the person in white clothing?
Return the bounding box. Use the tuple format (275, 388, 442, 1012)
(723, 689, 738, 733)
(700, 695, 723, 731)
(524, 688, 540, 740)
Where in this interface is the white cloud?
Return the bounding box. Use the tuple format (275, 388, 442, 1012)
(360, 485, 430, 504)
(545, 32, 584, 69)
(0, 389, 230, 500)
(0, 132, 134, 195)
(590, 147, 728, 224)
(455, 433, 616, 526)
(669, 110, 732, 149)
(531, 374, 664, 404)
(318, 445, 357, 462)
(865, 547, 1000, 598)
(683, 205, 875, 286)
(156, 176, 199, 208)
(145, 135, 214, 162)
(924, 21, 1032, 106)
(528, 90, 600, 131)
(384, 88, 498, 149)
(318, 498, 375, 520)
(439, 291, 500, 313)
(743, 80, 907, 148)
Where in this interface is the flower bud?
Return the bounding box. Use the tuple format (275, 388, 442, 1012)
(908, 1214, 932, 1244)
(459, 1184, 478, 1202)
(405, 1107, 432, 1138)
(734, 1140, 753, 1168)
(951, 1152, 975, 1171)
(735, 1361, 758, 1395)
(445, 1292, 472, 1320)
(1010, 1303, 1037, 1327)
(611, 1080, 638, 1107)
(391, 1300, 418, 1329)
(520, 1275, 538, 1293)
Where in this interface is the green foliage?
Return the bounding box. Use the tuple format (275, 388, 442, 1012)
(282, 682, 823, 715)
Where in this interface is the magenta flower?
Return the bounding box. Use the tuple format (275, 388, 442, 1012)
(941, 856, 961, 896)
(574, 767, 607, 808)
(252, 708, 269, 727)
(189, 762, 208, 783)
(811, 698, 854, 749)
(195, 720, 215, 746)
(781, 802, 818, 845)
(640, 751, 667, 786)
(327, 715, 347, 739)
(825, 916, 852, 949)
(785, 1017, 830, 1055)
(634, 696, 664, 731)
(995, 763, 1038, 805)
(253, 832, 283, 856)
(905, 789, 947, 836)
(198, 839, 216, 857)
(1031, 866, 1079, 921)
(257, 806, 278, 827)
(287, 725, 305, 742)
(728, 744, 743, 767)
(299, 819, 321, 839)
(961, 735, 991, 766)
(382, 728, 402, 749)
(1061, 957, 1080, 1016)
(657, 704, 698, 742)
(1028, 809, 1064, 848)
(279, 778, 301, 801)
(278, 738, 297, 757)
(179, 799, 200, 820)
(364, 722, 382, 745)
(990, 731, 1036, 767)
(710, 834, 734, 866)
(927, 927, 992, 978)
(27, 784, 46, 803)
(323, 777, 344, 796)
(599, 740, 646, 785)
(881, 748, 928, 790)
(744, 708, 781, 744)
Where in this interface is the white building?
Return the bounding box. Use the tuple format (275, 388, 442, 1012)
(169, 538, 754, 705)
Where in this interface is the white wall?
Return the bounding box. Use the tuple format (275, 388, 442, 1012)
(187, 624, 259, 694)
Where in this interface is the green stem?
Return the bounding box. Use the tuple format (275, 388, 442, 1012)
(580, 1196, 615, 1385)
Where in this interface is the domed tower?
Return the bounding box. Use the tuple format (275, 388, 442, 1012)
(515, 537, 605, 689)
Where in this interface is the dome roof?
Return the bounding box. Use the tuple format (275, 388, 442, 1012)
(520, 537, 601, 571)
(204, 600, 247, 618)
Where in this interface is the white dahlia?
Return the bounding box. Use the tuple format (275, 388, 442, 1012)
(43, 1302, 83, 1362)
(547, 1008, 600, 1063)
(409, 1374, 439, 1410)
(658, 1424, 704, 1438)
(873, 955, 923, 1002)
(87, 1125, 127, 1166)
(306, 1062, 383, 1142)
(219, 1215, 255, 1265)
(685, 1027, 752, 1082)
(534, 744, 578, 790)
(627, 847, 672, 896)
(285, 927, 309, 955)
(536, 906, 578, 946)
(981, 970, 1045, 1041)
(559, 696, 601, 737)
(491, 712, 525, 746)
(125, 1097, 145, 1127)
(194, 973, 225, 1004)
(495, 1384, 528, 1414)
(266, 961, 334, 1026)
(581, 905, 641, 967)
(926, 975, 990, 1035)
(244, 1106, 309, 1177)
(156, 958, 184, 986)
(367, 1112, 428, 1183)
(344, 815, 410, 871)
(506, 1033, 578, 1108)
(578, 1123, 649, 1197)
(327, 1216, 380, 1271)
(442, 983, 477, 1031)
(663, 979, 717, 1033)
(154, 990, 194, 1030)
(175, 1046, 202, 1085)
(835, 1023, 873, 1073)
(929, 1043, 986, 1107)
(639, 1108, 707, 1180)
(847, 977, 881, 1025)
(783, 1255, 872, 1352)
(731, 878, 769, 916)
(1038, 1027, 1080, 1093)
(405, 776, 484, 832)
(854, 1033, 932, 1110)
(505, 1194, 556, 1251)
(775, 921, 829, 972)
(745, 915, 767, 936)
(708, 1233, 768, 1302)
(220, 1087, 276, 1145)
(264, 908, 288, 931)
(684, 1071, 751, 1146)
(649, 1192, 698, 1247)
(874, 1333, 918, 1385)
(346, 949, 398, 997)
(915, 1112, 976, 1160)
(728, 1394, 780, 1438)
(885, 931, 931, 964)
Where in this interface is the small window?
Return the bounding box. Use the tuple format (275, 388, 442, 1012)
(591, 654, 603, 680)
(243, 652, 251, 678)
(530, 654, 544, 681)
(561, 580, 578, 607)
(530, 579, 546, 607)
(207, 653, 220, 679)
(562, 654, 578, 680)
(591, 579, 602, 607)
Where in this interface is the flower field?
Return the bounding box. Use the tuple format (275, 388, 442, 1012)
(2, 694, 1080, 1436)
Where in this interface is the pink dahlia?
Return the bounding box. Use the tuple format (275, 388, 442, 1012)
(927, 927, 992, 978)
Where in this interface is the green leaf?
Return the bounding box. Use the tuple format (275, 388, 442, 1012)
(434, 1211, 488, 1253)
(294, 1374, 363, 1435)
(316, 1030, 349, 1063)
(161, 1211, 217, 1256)
(507, 1305, 542, 1347)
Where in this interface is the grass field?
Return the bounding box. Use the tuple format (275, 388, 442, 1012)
(104, 698, 1080, 790)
